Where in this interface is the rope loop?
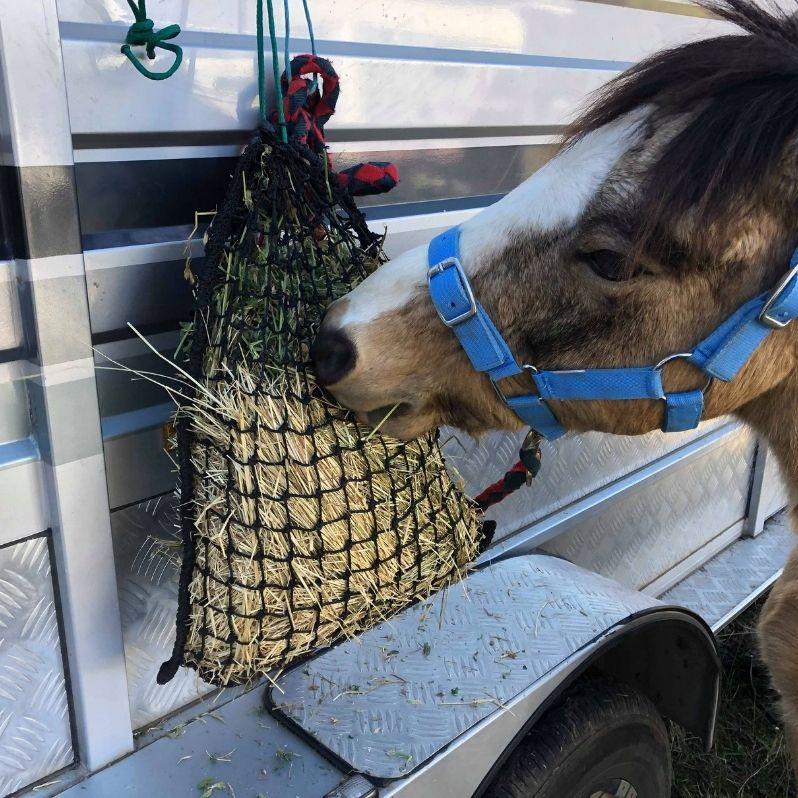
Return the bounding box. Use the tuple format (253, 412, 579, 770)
(121, 0, 183, 81)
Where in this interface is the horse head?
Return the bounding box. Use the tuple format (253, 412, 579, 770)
(312, 0, 798, 445)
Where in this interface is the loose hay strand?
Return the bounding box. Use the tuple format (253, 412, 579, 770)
(171, 126, 481, 686)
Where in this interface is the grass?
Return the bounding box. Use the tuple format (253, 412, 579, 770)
(671, 596, 795, 797)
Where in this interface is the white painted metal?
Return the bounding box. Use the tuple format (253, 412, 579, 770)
(60, 40, 618, 135)
(0, 0, 134, 777)
(55, 0, 721, 64)
(0, 4, 74, 168)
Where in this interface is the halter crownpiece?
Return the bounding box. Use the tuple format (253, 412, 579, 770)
(427, 226, 798, 440)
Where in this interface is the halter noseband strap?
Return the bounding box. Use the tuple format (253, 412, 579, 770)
(427, 227, 798, 440)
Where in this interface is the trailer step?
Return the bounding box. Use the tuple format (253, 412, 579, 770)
(55, 682, 347, 798)
(661, 510, 793, 632)
(269, 555, 664, 784)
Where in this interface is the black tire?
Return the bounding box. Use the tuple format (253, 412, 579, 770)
(483, 679, 672, 798)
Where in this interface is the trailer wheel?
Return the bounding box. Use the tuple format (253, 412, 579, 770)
(483, 679, 671, 798)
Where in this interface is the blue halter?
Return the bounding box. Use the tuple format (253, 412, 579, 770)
(427, 226, 798, 439)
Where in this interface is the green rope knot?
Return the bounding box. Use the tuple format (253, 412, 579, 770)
(121, 0, 182, 81)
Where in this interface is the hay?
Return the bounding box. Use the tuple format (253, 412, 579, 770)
(162, 125, 481, 686)
(182, 375, 478, 684)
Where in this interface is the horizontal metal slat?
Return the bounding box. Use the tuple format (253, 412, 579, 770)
(103, 425, 175, 510)
(74, 143, 556, 242)
(56, 0, 719, 62)
(87, 257, 192, 336)
(61, 40, 618, 136)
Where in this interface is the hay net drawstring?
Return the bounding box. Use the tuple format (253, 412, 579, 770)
(157, 0, 483, 687)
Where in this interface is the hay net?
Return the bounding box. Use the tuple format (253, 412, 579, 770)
(157, 123, 482, 687)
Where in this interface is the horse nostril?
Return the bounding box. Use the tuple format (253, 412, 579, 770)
(310, 328, 357, 386)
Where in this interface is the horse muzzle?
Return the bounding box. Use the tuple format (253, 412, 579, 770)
(309, 325, 357, 386)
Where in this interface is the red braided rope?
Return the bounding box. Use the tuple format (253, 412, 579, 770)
(474, 460, 528, 512)
(276, 54, 398, 196)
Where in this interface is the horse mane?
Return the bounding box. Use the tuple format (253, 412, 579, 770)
(568, 0, 798, 257)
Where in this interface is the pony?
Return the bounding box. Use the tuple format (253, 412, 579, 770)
(311, 0, 798, 769)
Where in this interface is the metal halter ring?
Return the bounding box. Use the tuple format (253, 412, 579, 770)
(654, 352, 714, 394)
(492, 364, 540, 404)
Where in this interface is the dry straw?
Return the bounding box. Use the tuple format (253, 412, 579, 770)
(159, 127, 481, 686)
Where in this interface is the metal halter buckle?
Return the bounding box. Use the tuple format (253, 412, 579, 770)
(492, 364, 539, 404)
(427, 257, 477, 328)
(759, 262, 798, 329)
(654, 352, 714, 394)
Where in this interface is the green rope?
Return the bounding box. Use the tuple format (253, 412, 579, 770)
(256, 0, 267, 121)
(302, 0, 317, 57)
(302, 0, 318, 93)
(256, 0, 288, 142)
(120, 0, 182, 81)
(284, 0, 292, 93)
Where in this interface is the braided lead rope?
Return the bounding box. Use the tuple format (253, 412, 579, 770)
(474, 433, 543, 512)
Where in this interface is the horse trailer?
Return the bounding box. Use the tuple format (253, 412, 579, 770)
(0, 1, 791, 796)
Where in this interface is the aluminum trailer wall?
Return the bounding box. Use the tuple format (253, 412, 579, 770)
(0, 0, 788, 794)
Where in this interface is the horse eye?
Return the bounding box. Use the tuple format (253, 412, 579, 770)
(579, 249, 631, 282)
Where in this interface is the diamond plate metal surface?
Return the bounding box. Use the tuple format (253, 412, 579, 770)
(441, 418, 728, 541)
(273, 555, 659, 780)
(0, 537, 74, 796)
(663, 510, 794, 629)
(111, 496, 213, 730)
(761, 447, 791, 521)
(540, 427, 756, 589)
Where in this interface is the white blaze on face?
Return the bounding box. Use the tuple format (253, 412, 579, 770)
(337, 111, 646, 329)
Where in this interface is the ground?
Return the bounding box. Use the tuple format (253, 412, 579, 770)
(671, 596, 795, 797)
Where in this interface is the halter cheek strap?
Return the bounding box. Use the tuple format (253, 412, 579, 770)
(427, 227, 798, 440)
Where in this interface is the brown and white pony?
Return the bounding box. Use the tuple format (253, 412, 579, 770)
(311, 0, 798, 767)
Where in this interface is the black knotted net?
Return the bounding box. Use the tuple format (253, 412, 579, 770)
(158, 125, 482, 686)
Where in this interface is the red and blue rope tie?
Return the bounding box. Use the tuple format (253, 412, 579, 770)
(273, 54, 399, 197)
(474, 436, 542, 513)
(337, 162, 399, 196)
(474, 461, 529, 512)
